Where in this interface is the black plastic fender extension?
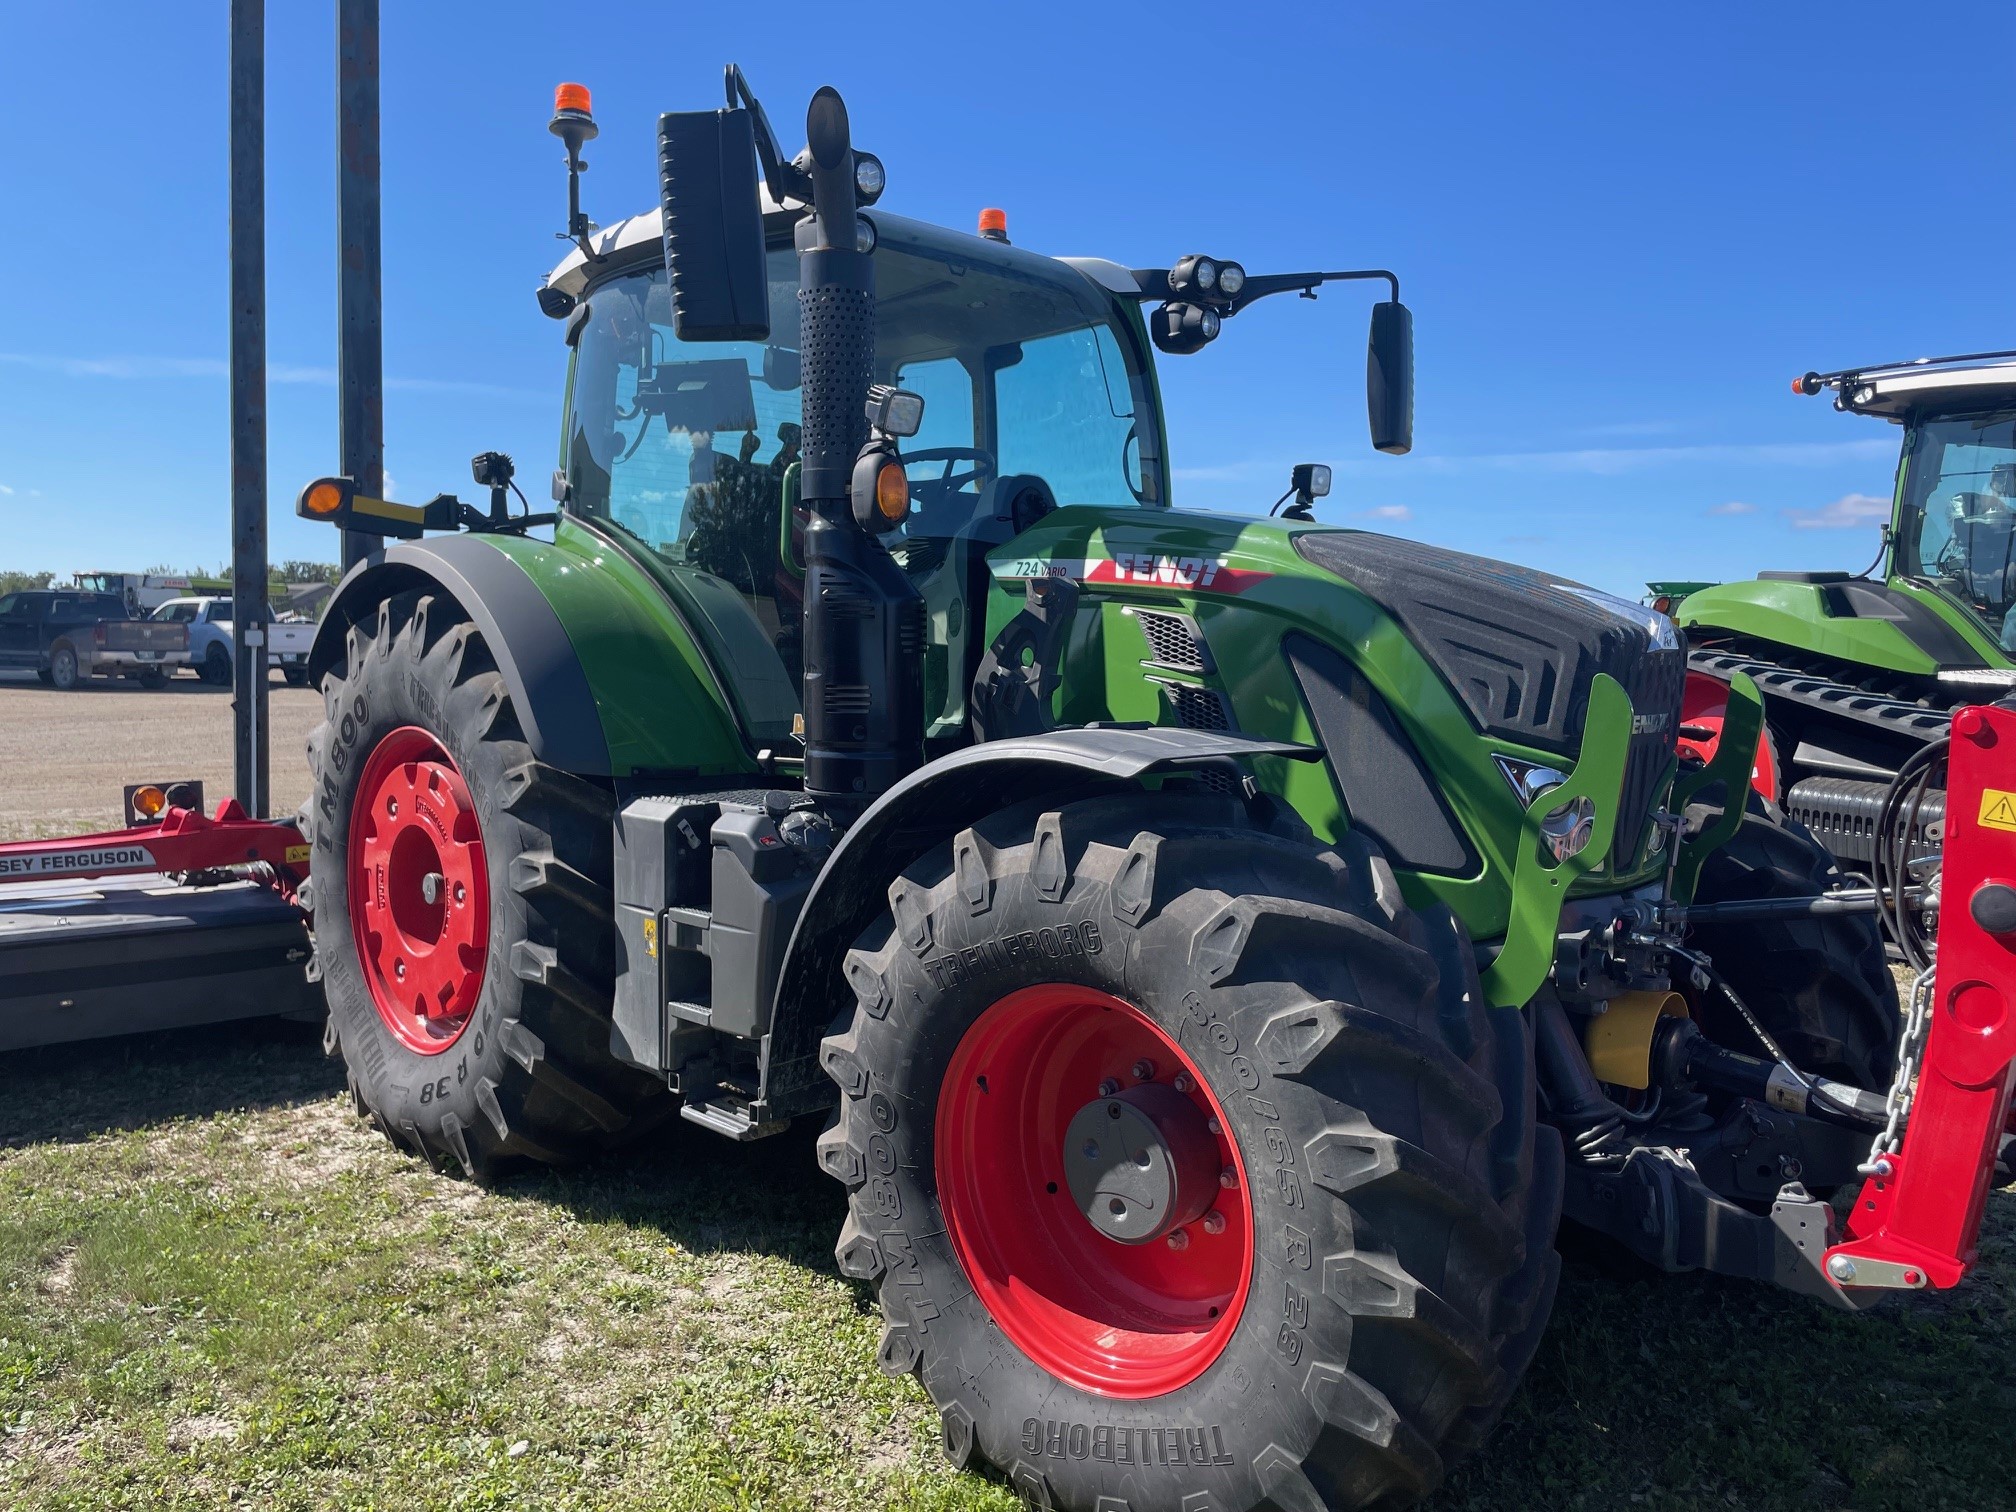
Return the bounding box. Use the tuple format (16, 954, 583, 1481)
(757, 728, 1321, 1117)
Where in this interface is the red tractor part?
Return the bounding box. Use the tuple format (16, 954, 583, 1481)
(1825, 703, 2016, 1292)
(0, 802, 315, 1051)
(1678, 669, 1779, 803)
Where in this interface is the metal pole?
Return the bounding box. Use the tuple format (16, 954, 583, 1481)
(337, 0, 382, 571)
(229, 0, 270, 816)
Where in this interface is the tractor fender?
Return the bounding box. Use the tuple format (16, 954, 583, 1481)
(762, 728, 1319, 1109)
(308, 535, 613, 775)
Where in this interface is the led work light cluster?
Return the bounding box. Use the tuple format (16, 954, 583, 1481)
(1152, 255, 1248, 355)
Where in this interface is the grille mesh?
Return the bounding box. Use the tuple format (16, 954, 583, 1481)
(1135, 610, 1207, 672)
(1165, 683, 1231, 732)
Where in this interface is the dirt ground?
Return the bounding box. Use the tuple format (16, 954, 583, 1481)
(0, 670, 320, 840)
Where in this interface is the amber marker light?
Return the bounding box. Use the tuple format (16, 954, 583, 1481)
(301, 479, 347, 517)
(131, 785, 167, 819)
(876, 461, 910, 522)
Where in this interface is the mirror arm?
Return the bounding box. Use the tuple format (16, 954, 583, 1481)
(1226, 268, 1399, 315)
(1125, 267, 1399, 315)
(725, 64, 810, 207)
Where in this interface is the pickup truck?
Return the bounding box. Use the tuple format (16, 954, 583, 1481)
(149, 597, 317, 686)
(0, 590, 189, 689)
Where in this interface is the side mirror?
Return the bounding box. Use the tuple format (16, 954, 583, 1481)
(1366, 301, 1413, 456)
(657, 108, 770, 342)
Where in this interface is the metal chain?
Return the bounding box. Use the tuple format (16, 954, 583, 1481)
(1859, 965, 1936, 1176)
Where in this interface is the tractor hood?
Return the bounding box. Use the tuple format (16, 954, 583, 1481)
(1292, 531, 1686, 759)
(1675, 575, 2001, 675)
(1292, 529, 1684, 884)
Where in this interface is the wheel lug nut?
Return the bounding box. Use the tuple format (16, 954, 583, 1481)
(1131, 1058, 1156, 1082)
(387, 797, 398, 818)
(1205, 1117, 1221, 1136)
(1166, 1229, 1190, 1251)
(394, 960, 406, 980)
(1171, 1073, 1193, 1094)
(1219, 1166, 1238, 1189)
(1202, 1210, 1227, 1236)
(453, 882, 466, 904)
(1098, 1078, 1121, 1097)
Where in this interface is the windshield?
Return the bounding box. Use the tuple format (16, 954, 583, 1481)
(564, 233, 1158, 566)
(1900, 410, 2016, 648)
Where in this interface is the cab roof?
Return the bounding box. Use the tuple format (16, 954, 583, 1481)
(540, 206, 1140, 306)
(1810, 351, 2016, 420)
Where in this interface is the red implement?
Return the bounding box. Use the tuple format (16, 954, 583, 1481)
(0, 802, 308, 899)
(1827, 703, 2016, 1291)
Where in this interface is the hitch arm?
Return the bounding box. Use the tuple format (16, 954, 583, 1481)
(1825, 703, 2016, 1292)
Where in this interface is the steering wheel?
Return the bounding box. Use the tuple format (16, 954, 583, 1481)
(903, 448, 995, 495)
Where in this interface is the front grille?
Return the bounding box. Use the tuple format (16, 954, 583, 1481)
(1132, 609, 1211, 673)
(1611, 648, 1685, 869)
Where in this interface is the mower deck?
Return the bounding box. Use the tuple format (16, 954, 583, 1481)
(0, 873, 315, 1051)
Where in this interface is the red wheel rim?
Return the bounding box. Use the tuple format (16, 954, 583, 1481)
(936, 984, 1252, 1398)
(349, 726, 490, 1055)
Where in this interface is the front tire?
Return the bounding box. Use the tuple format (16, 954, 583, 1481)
(1685, 798, 1900, 1089)
(202, 643, 233, 686)
(820, 794, 1561, 1511)
(306, 589, 665, 1178)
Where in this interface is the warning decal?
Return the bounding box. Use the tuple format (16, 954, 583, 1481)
(1979, 789, 2016, 833)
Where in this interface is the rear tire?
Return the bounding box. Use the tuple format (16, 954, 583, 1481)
(137, 668, 167, 689)
(284, 664, 310, 687)
(1686, 797, 1900, 1089)
(820, 794, 1561, 1511)
(48, 644, 80, 691)
(306, 589, 666, 1178)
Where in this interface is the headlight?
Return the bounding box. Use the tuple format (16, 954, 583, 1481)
(1194, 257, 1218, 291)
(853, 154, 885, 199)
(1539, 795, 1597, 863)
(1200, 307, 1221, 339)
(1217, 261, 1245, 296)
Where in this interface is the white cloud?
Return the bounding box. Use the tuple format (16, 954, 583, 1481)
(1785, 491, 1891, 530)
(0, 484, 13, 496)
(1360, 504, 1412, 520)
(1708, 501, 1757, 516)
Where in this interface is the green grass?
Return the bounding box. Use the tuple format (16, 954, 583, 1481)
(1, 1022, 2010, 1511)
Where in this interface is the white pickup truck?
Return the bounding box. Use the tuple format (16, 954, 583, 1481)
(149, 597, 318, 686)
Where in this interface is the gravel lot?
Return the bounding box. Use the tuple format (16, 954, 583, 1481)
(0, 670, 321, 840)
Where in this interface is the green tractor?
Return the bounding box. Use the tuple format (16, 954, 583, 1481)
(293, 70, 1907, 1511)
(1657, 351, 2016, 874)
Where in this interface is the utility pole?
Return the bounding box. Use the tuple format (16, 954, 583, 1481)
(228, 0, 270, 815)
(337, 0, 382, 571)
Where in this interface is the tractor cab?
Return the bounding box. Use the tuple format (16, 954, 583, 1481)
(1878, 366, 2016, 658)
(548, 209, 1162, 743)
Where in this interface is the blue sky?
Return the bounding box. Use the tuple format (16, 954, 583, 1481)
(2, 3, 2011, 596)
